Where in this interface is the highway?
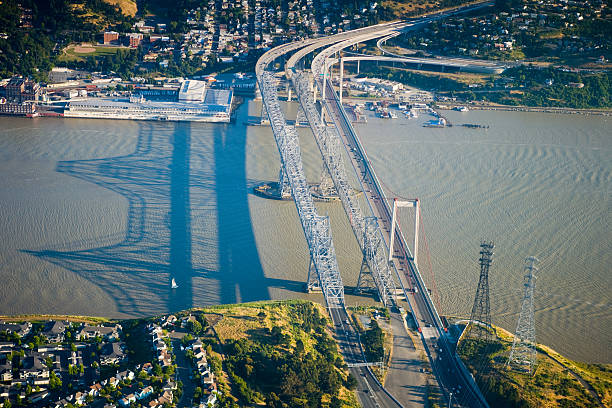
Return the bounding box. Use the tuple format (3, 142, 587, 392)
(319, 67, 489, 408)
(256, 21, 412, 408)
(256, 4, 493, 407)
(330, 306, 403, 408)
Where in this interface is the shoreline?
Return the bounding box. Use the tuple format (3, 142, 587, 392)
(342, 95, 611, 116)
(2, 307, 609, 365)
(437, 103, 612, 116)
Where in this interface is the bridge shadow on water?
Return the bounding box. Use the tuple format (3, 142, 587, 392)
(24, 111, 269, 316)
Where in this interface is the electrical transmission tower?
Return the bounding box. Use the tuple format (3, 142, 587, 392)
(508, 256, 539, 374)
(464, 241, 494, 343)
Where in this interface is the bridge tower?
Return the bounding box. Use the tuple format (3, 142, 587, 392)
(464, 241, 494, 343)
(508, 256, 539, 374)
(355, 217, 380, 294)
(260, 102, 269, 125)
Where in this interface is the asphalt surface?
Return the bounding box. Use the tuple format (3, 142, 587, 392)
(320, 77, 489, 408)
(385, 312, 428, 407)
(329, 306, 402, 408)
(169, 331, 196, 408)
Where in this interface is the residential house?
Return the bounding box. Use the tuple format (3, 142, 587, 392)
(205, 391, 217, 407)
(157, 390, 173, 405)
(89, 382, 103, 397)
(141, 362, 153, 374)
(78, 324, 122, 341)
(116, 370, 135, 382)
(0, 321, 32, 337)
(42, 321, 66, 343)
(160, 315, 177, 328)
(0, 343, 13, 355)
(28, 390, 50, 404)
(73, 391, 86, 405)
(136, 385, 154, 400)
(157, 349, 172, 367)
(162, 380, 177, 392)
(119, 393, 136, 407)
(20, 353, 49, 384)
(100, 342, 126, 365)
(202, 369, 214, 385)
(0, 361, 12, 382)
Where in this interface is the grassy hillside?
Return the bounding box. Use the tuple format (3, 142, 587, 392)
(458, 325, 611, 408)
(103, 0, 138, 17)
(191, 300, 360, 408)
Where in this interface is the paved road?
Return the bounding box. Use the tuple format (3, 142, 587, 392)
(256, 4, 494, 406)
(320, 73, 488, 408)
(169, 331, 196, 408)
(385, 312, 428, 407)
(329, 306, 403, 408)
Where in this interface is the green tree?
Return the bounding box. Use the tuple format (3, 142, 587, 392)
(345, 373, 357, 390)
(187, 320, 202, 335)
(362, 320, 385, 362)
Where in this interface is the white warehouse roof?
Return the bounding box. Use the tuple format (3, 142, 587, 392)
(178, 80, 207, 102)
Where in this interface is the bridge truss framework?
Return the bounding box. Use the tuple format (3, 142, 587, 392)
(256, 69, 345, 308)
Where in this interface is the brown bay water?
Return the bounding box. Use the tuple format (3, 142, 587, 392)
(0, 101, 609, 363)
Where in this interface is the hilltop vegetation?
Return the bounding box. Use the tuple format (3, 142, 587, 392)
(458, 326, 611, 408)
(0, 0, 135, 80)
(190, 301, 359, 408)
(332, 0, 478, 22)
(358, 64, 611, 109)
(102, 0, 137, 17)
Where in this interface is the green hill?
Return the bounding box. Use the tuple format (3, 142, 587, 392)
(458, 324, 611, 408)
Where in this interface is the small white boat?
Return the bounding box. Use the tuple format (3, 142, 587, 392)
(171, 278, 178, 289)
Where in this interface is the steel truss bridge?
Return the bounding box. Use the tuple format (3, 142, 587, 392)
(255, 6, 493, 407)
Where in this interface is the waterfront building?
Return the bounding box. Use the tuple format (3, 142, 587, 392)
(64, 80, 233, 123)
(3, 77, 40, 102)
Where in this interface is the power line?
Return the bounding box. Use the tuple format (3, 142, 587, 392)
(508, 256, 539, 374)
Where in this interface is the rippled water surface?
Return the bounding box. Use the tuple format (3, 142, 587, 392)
(0, 102, 609, 363)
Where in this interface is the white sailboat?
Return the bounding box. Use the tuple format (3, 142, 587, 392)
(171, 278, 178, 289)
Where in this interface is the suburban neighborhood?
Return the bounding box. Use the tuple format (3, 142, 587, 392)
(0, 313, 219, 408)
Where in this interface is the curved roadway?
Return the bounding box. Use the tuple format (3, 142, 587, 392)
(256, 5, 493, 407)
(311, 24, 490, 408)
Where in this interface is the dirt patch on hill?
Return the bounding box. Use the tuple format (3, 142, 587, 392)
(103, 0, 138, 17)
(73, 44, 97, 54)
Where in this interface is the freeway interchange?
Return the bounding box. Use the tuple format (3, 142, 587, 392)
(256, 4, 493, 407)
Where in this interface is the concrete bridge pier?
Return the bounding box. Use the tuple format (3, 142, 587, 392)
(260, 102, 269, 125)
